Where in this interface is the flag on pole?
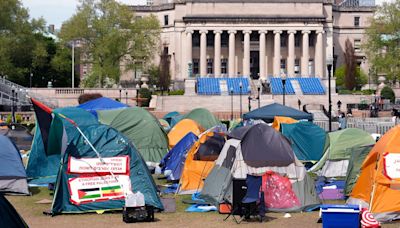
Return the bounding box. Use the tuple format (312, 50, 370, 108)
(31, 98, 53, 155)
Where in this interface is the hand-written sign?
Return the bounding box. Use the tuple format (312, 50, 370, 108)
(68, 175, 131, 205)
(67, 156, 129, 175)
(384, 153, 400, 180)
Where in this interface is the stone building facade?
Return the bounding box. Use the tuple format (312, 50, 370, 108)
(128, 0, 375, 88)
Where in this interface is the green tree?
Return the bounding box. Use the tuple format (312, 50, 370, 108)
(158, 49, 171, 94)
(59, 0, 160, 87)
(381, 86, 395, 103)
(363, 0, 400, 83)
(335, 65, 367, 90)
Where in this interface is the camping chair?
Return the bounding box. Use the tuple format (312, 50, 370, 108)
(224, 175, 265, 224)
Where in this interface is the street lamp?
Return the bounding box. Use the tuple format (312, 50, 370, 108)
(136, 84, 140, 107)
(337, 100, 342, 112)
(327, 56, 334, 132)
(11, 88, 15, 123)
(71, 41, 75, 89)
(119, 86, 122, 101)
(257, 86, 261, 108)
(282, 78, 286, 106)
(125, 89, 128, 105)
(30, 72, 33, 88)
(239, 82, 243, 118)
(230, 87, 234, 120)
(248, 85, 252, 112)
(298, 99, 302, 110)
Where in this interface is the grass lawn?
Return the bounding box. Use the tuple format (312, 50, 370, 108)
(5, 176, 400, 227)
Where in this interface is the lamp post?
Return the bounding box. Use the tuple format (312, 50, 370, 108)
(239, 82, 243, 118)
(282, 78, 286, 106)
(337, 100, 342, 112)
(119, 87, 122, 101)
(71, 41, 75, 89)
(30, 72, 33, 88)
(248, 85, 252, 111)
(136, 84, 140, 107)
(11, 88, 15, 123)
(257, 86, 261, 108)
(125, 89, 128, 105)
(298, 99, 302, 110)
(327, 56, 333, 132)
(230, 87, 234, 120)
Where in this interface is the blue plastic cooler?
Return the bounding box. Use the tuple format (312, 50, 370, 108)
(321, 204, 360, 228)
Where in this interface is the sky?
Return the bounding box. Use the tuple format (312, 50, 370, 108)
(21, 0, 146, 29)
(22, 0, 389, 29)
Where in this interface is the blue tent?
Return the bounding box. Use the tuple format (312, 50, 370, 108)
(78, 97, 128, 118)
(160, 132, 198, 181)
(27, 107, 98, 185)
(281, 122, 326, 161)
(243, 103, 313, 122)
(163, 111, 183, 128)
(0, 135, 29, 194)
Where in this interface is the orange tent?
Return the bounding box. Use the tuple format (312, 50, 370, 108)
(271, 116, 298, 131)
(178, 131, 220, 194)
(349, 125, 400, 222)
(167, 119, 204, 149)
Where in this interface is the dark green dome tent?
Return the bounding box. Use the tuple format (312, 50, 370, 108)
(97, 107, 169, 165)
(183, 108, 221, 130)
(51, 124, 163, 214)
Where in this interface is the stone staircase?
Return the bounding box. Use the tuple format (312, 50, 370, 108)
(290, 79, 303, 95)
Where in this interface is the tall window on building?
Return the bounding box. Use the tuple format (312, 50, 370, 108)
(221, 32, 228, 47)
(309, 34, 315, 47)
(206, 33, 214, 47)
(281, 34, 287, 47)
(294, 59, 300, 75)
(193, 33, 200, 47)
(207, 58, 213, 74)
(354, 39, 361, 52)
(280, 59, 287, 74)
(221, 58, 228, 74)
(295, 34, 300, 47)
(354, 16, 360, 27)
(193, 59, 199, 75)
(164, 15, 169, 26)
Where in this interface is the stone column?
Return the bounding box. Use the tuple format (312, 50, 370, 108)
(273, 30, 282, 77)
(315, 30, 324, 78)
(301, 30, 311, 77)
(214, 30, 222, 77)
(243, 30, 251, 77)
(228, 30, 236, 77)
(200, 30, 208, 76)
(259, 30, 267, 80)
(186, 30, 194, 78)
(287, 30, 296, 77)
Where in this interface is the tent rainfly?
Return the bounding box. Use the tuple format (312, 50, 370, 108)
(243, 103, 313, 122)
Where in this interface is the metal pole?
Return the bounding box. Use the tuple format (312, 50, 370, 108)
(328, 65, 332, 132)
(125, 90, 128, 104)
(11, 89, 15, 123)
(282, 79, 286, 106)
(230, 89, 233, 120)
(72, 42, 75, 89)
(248, 96, 251, 112)
(30, 72, 33, 88)
(119, 89, 122, 101)
(257, 86, 261, 108)
(239, 85, 242, 118)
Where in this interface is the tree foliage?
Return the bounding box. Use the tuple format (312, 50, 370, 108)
(335, 65, 368, 90)
(158, 49, 171, 93)
(381, 86, 395, 103)
(344, 38, 357, 90)
(363, 0, 400, 83)
(59, 0, 160, 87)
(0, 0, 76, 87)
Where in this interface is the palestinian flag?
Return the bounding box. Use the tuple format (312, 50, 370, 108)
(31, 98, 53, 154)
(101, 185, 123, 197)
(78, 188, 101, 200)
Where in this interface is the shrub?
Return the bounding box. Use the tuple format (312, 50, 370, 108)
(78, 93, 103, 104)
(168, 90, 184, 95)
(381, 86, 395, 103)
(139, 88, 152, 107)
(6, 114, 22, 123)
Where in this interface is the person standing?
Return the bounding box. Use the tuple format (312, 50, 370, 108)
(338, 112, 347, 130)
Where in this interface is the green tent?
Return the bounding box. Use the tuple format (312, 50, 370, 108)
(97, 107, 168, 165)
(281, 121, 326, 161)
(344, 144, 374, 196)
(309, 128, 375, 178)
(27, 107, 98, 184)
(183, 108, 221, 130)
(51, 124, 163, 214)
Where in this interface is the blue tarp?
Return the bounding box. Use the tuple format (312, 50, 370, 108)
(243, 103, 313, 122)
(78, 97, 128, 118)
(281, 122, 326, 161)
(160, 132, 198, 181)
(0, 135, 26, 178)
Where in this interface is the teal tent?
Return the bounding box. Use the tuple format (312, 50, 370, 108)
(183, 108, 221, 130)
(51, 124, 163, 214)
(163, 112, 183, 128)
(243, 103, 313, 122)
(281, 122, 327, 161)
(97, 107, 169, 166)
(27, 107, 98, 184)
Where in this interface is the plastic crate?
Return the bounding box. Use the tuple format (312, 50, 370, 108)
(321, 204, 360, 228)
